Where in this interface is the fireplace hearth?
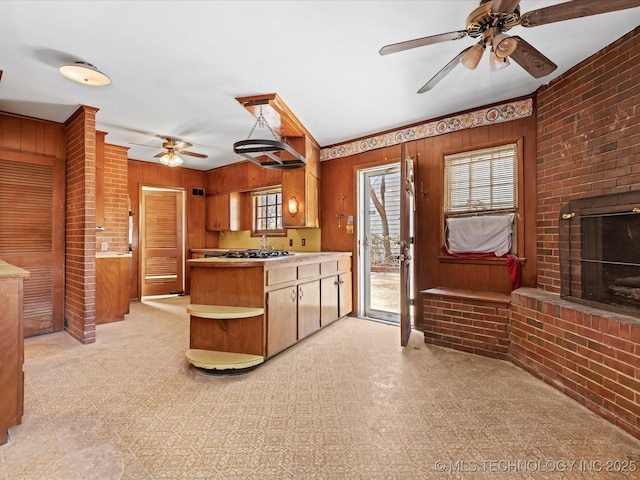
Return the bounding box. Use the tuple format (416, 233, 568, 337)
(560, 191, 640, 317)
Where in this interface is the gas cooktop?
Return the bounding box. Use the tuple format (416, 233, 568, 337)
(222, 249, 292, 259)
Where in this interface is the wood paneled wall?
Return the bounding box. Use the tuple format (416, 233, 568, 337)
(127, 159, 207, 300)
(321, 106, 538, 322)
(0, 112, 66, 338)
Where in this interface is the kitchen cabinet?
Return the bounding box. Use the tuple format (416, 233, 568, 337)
(206, 193, 230, 231)
(266, 286, 298, 357)
(0, 261, 29, 445)
(320, 259, 353, 327)
(282, 137, 320, 228)
(297, 280, 321, 340)
(206, 192, 242, 231)
(96, 255, 130, 324)
(188, 252, 351, 361)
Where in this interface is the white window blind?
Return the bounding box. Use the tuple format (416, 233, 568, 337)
(444, 143, 518, 214)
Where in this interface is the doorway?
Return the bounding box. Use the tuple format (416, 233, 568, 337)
(140, 186, 185, 298)
(357, 163, 402, 323)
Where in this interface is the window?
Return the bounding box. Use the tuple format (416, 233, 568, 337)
(443, 143, 520, 256)
(444, 143, 518, 214)
(253, 188, 285, 236)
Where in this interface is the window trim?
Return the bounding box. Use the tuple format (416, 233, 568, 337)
(251, 187, 287, 237)
(440, 139, 524, 259)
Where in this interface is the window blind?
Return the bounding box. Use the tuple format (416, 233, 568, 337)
(444, 143, 518, 214)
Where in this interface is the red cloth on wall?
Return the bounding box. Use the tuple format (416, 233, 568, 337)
(441, 246, 521, 290)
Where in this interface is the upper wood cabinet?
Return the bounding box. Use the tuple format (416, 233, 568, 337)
(282, 136, 321, 228)
(206, 193, 230, 231)
(206, 192, 242, 231)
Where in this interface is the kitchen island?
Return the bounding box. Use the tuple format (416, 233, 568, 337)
(187, 251, 352, 360)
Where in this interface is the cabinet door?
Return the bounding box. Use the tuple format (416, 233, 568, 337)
(267, 286, 298, 357)
(320, 276, 339, 327)
(338, 272, 353, 317)
(297, 280, 320, 340)
(206, 193, 230, 231)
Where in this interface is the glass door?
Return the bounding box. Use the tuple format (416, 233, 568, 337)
(358, 163, 401, 323)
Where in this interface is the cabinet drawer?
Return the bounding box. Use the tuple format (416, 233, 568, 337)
(338, 257, 351, 272)
(320, 261, 338, 275)
(267, 267, 297, 286)
(298, 263, 319, 279)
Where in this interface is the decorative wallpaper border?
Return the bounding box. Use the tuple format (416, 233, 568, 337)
(319, 98, 533, 161)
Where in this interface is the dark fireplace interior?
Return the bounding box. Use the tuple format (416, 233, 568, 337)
(560, 191, 640, 317)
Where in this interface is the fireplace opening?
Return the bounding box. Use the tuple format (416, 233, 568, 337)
(560, 191, 640, 317)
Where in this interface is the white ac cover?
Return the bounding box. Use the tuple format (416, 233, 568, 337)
(446, 213, 514, 257)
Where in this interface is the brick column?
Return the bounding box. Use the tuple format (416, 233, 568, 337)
(64, 105, 99, 344)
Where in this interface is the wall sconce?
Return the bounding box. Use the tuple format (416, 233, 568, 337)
(288, 196, 299, 216)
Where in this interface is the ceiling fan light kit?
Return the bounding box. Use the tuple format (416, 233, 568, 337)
(380, 0, 640, 93)
(460, 43, 485, 69)
(493, 33, 518, 58)
(159, 151, 183, 167)
(130, 137, 207, 167)
(59, 61, 111, 87)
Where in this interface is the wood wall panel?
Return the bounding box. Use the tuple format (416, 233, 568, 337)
(0, 113, 66, 338)
(320, 105, 538, 323)
(127, 159, 207, 300)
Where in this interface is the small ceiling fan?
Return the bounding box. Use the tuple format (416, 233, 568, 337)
(131, 137, 207, 167)
(379, 0, 640, 93)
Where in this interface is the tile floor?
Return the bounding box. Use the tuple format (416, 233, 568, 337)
(1, 295, 639, 479)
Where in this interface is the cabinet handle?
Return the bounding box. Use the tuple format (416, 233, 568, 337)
(290, 289, 296, 302)
(299, 288, 304, 300)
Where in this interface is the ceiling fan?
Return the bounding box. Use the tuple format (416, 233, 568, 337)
(131, 137, 207, 167)
(379, 0, 640, 93)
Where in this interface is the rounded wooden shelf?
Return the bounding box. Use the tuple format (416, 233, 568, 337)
(185, 349, 264, 370)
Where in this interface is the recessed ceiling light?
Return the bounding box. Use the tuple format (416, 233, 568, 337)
(59, 61, 111, 87)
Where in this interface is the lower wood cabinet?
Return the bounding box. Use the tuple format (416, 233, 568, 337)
(297, 280, 320, 340)
(267, 286, 298, 357)
(189, 252, 352, 360)
(96, 256, 130, 324)
(0, 262, 29, 446)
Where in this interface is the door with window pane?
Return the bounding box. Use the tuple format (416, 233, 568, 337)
(358, 164, 401, 323)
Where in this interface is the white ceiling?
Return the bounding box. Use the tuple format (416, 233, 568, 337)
(1, 1, 639, 171)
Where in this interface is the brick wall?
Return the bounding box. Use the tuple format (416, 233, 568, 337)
(510, 288, 640, 440)
(64, 106, 98, 344)
(536, 27, 640, 293)
(96, 143, 129, 253)
(422, 289, 511, 360)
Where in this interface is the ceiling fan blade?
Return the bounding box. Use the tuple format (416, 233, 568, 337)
(491, 0, 521, 14)
(153, 152, 167, 158)
(509, 36, 557, 78)
(178, 150, 208, 159)
(379, 30, 468, 55)
(172, 140, 192, 150)
(417, 46, 472, 94)
(520, 0, 640, 27)
(129, 141, 161, 149)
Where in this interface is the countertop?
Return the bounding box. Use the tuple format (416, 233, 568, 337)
(96, 252, 132, 258)
(0, 260, 30, 279)
(188, 251, 351, 268)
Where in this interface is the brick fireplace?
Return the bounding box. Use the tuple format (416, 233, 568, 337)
(559, 191, 640, 317)
(521, 27, 640, 440)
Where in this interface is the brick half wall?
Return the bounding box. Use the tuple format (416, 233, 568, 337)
(510, 288, 640, 440)
(422, 288, 511, 360)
